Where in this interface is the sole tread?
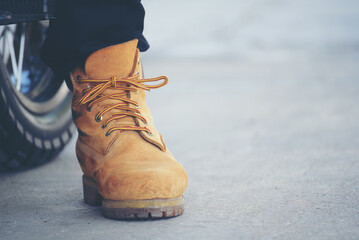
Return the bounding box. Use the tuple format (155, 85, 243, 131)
(83, 175, 184, 220)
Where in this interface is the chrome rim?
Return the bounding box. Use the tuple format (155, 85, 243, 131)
(0, 22, 70, 116)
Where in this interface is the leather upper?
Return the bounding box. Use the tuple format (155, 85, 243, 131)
(70, 39, 188, 200)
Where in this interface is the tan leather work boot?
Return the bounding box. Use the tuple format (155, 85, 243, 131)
(69, 39, 188, 220)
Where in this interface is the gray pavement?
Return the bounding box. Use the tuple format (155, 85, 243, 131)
(1, 0, 359, 239)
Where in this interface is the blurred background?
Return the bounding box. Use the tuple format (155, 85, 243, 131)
(1, 0, 359, 239)
(144, 0, 359, 60)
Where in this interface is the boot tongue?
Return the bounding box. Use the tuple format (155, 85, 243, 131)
(84, 39, 139, 127)
(84, 39, 138, 79)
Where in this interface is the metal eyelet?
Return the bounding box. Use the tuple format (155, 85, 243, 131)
(81, 89, 86, 97)
(95, 114, 102, 122)
(105, 131, 111, 136)
(102, 123, 108, 129)
(76, 75, 82, 84)
(86, 104, 93, 112)
(135, 71, 139, 75)
(134, 104, 140, 109)
(147, 131, 153, 136)
(144, 122, 149, 126)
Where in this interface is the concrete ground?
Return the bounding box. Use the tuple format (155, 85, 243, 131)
(1, 0, 359, 239)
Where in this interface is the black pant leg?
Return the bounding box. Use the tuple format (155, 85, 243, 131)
(41, 0, 149, 86)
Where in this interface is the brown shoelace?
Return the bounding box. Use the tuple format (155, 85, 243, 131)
(77, 73, 168, 136)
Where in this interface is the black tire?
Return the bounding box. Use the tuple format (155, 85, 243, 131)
(0, 22, 75, 171)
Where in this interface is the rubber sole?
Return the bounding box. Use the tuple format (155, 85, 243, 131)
(82, 175, 184, 220)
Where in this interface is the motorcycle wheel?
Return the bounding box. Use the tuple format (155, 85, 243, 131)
(0, 22, 75, 171)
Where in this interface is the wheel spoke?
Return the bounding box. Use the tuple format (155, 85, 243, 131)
(5, 29, 19, 87)
(16, 24, 26, 91)
(2, 24, 25, 91)
(0, 26, 12, 63)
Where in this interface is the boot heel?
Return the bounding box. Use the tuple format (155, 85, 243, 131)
(82, 175, 102, 206)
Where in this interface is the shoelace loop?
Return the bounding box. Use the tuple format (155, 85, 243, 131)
(77, 73, 168, 136)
